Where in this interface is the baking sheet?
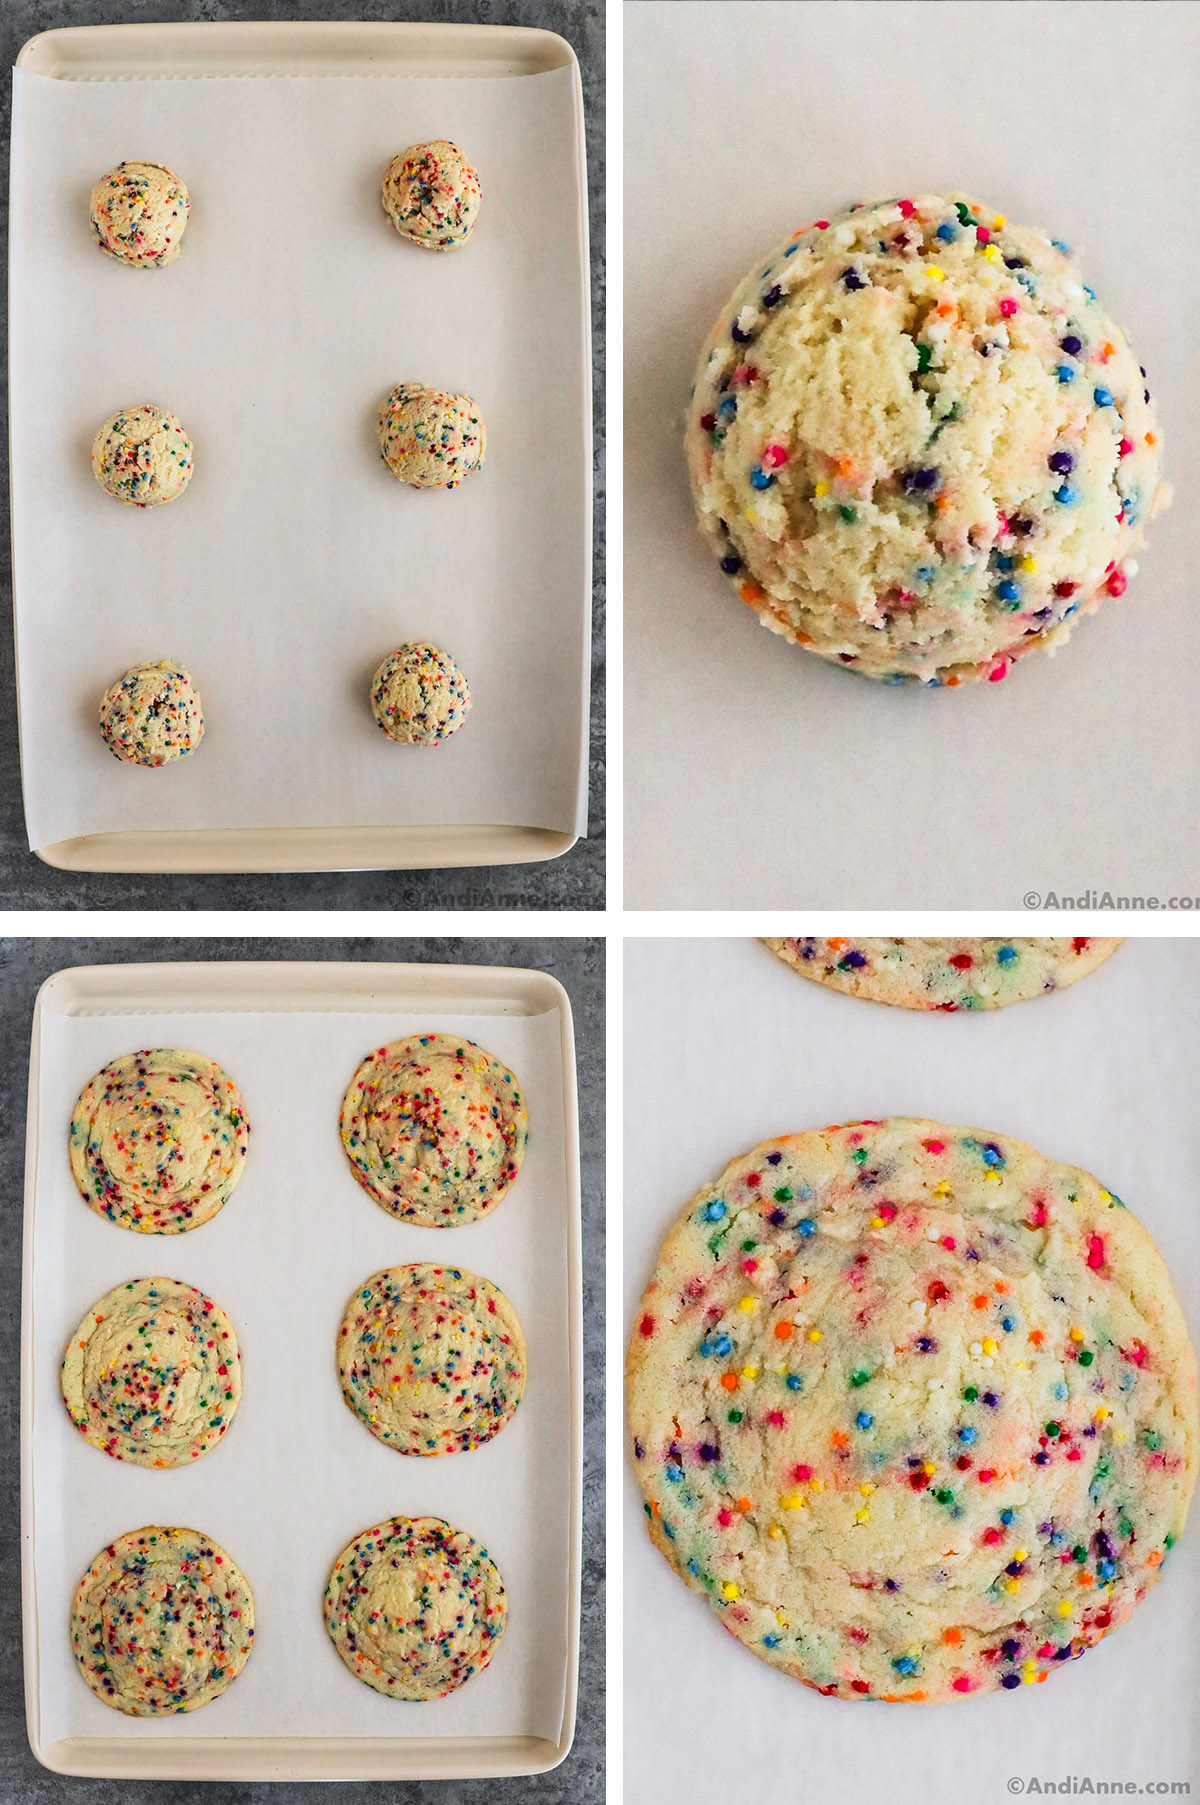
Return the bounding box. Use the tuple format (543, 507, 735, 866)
(623, 937, 1200, 1804)
(9, 63, 589, 850)
(623, 0, 1200, 908)
(31, 1005, 571, 1746)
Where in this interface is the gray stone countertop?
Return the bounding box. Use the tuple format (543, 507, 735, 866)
(0, 934, 604, 1802)
(0, 0, 604, 910)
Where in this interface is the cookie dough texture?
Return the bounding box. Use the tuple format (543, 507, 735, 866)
(99, 659, 204, 765)
(378, 382, 485, 489)
(89, 161, 189, 268)
(628, 1119, 1198, 1702)
(338, 1263, 526, 1456)
(382, 140, 481, 250)
(763, 936, 1122, 1011)
(62, 1277, 241, 1467)
(340, 1032, 527, 1227)
(324, 1515, 506, 1700)
(71, 1525, 254, 1715)
(70, 1048, 251, 1234)
(370, 643, 471, 744)
(686, 193, 1168, 685)
(92, 403, 193, 506)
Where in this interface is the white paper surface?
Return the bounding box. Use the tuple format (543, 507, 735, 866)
(624, 0, 1200, 908)
(624, 937, 1200, 1803)
(31, 1003, 572, 1746)
(9, 65, 589, 849)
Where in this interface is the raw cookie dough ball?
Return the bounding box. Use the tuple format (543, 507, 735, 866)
(89, 161, 190, 267)
(382, 140, 481, 250)
(377, 382, 485, 489)
(92, 403, 193, 507)
(370, 642, 471, 744)
(686, 192, 1170, 686)
(99, 660, 204, 766)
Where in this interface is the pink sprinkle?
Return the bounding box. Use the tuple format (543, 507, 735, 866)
(999, 297, 1018, 318)
(996, 514, 1010, 536)
(761, 443, 789, 469)
(988, 659, 1011, 683)
(941, 1236, 956, 1250)
(952, 1675, 977, 1693)
(1123, 1340, 1148, 1367)
(1119, 437, 1134, 457)
(766, 1410, 785, 1427)
(923, 1139, 946, 1154)
(1067, 1449, 1082, 1462)
(717, 1508, 733, 1527)
(976, 225, 990, 243)
(1086, 1233, 1106, 1270)
(742, 1258, 759, 1276)
(898, 199, 916, 219)
(814, 219, 830, 230)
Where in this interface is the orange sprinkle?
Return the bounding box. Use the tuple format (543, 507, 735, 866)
(740, 580, 765, 604)
(1101, 341, 1115, 360)
(720, 1372, 739, 1391)
(831, 1430, 849, 1448)
(774, 1321, 794, 1341)
(974, 1295, 989, 1309)
(994, 1280, 1009, 1294)
(1145, 432, 1156, 446)
(735, 1496, 753, 1512)
(1028, 1329, 1045, 1346)
(943, 1627, 963, 1647)
(827, 938, 846, 950)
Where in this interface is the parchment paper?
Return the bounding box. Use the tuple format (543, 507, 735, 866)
(624, 937, 1200, 1803)
(31, 1003, 572, 1745)
(10, 64, 589, 849)
(624, 0, 1200, 908)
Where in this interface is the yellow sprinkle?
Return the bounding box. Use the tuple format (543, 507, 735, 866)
(859, 1482, 876, 1496)
(776, 1610, 789, 1627)
(982, 1338, 998, 1357)
(870, 1216, 885, 1229)
(1070, 1327, 1085, 1342)
(1003, 1578, 1019, 1594)
(981, 243, 1001, 263)
(742, 1365, 759, 1380)
(814, 481, 830, 498)
(1058, 1600, 1073, 1617)
(926, 265, 945, 282)
(809, 1477, 825, 1493)
(738, 1296, 758, 1313)
(932, 1181, 953, 1197)
(984, 1170, 1002, 1184)
(780, 1493, 804, 1511)
(993, 215, 1006, 229)
(1014, 1548, 1028, 1561)
(1020, 556, 1037, 573)
(1115, 1431, 1126, 1442)
(923, 1461, 936, 1476)
(1022, 1669, 1037, 1684)
(1094, 1406, 1109, 1421)
(808, 1329, 822, 1343)
(746, 509, 757, 526)
(855, 1507, 871, 1524)
(906, 1645, 921, 1660)
(768, 1524, 785, 1540)
(722, 1582, 740, 1600)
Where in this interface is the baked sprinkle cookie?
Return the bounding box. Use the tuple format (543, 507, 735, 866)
(340, 1033, 527, 1227)
(628, 1119, 1198, 1702)
(338, 1263, 526, 1456)
(763, 936, 1122, 1011)
(62, 1277, 241, 1467)
(69, 1049, 251, 1234)
(324, 1515, 506, 1700)
(71, 1525, 254, 1715)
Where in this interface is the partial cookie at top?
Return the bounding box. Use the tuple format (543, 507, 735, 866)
(92, 403, 193, 506)
(628, 1119, 1199, 1703)
(339, 1032, 527, 1226)
(69, 1049, 251, 1234)
(71, 1524, 254, 1715)
(62, 1276, 241, 1467)
(370, 643, 471, 744)
(382, 140, 481, 250)
(763, 936, 1122, 1010)
(89, 162, 189, 268)
(377, 383, 485, 489)
(338, 1263, 526, 1455)
(323, 1514, 506, 1699)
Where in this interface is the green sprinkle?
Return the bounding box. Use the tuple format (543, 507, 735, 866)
(728, 1409, 743, 1423)
(916, 342, 933, 373)
(773, 1186, 792, 1203)
(962, 1386, 979, 1402)
(849, 1370, 871, 1388)
(839, 504, 857, 523)
(1077, 1350, 1094, 1366)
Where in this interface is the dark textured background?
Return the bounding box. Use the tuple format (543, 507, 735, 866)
(0, 1, 604, 910)
(0, 934, 604, 1802)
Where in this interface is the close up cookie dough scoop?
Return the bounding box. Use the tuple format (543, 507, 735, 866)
(628, 1120, 1199, 1701)
(378, 382, 485, 489)
(89, 161, 189, 267)
(92, 403, 193, 506)
(763, 935, 1123, 1010)
(62, 1277, 241, 1466)
(382, 140, 481, 249)
(99, 659, 204, 765)
(686, 193, 1169, 685)
(370, 642, 471, 744)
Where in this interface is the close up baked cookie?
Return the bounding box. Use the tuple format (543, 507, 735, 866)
(69, 1048, 251, 1234)
(324, 1515, 506, 1700)
(89, 161, 189, 268)
(339, 1032, 527, 1227)
(686, 194, 1168, 685)
(382, 140, 481, 250)
(71, 1525, 254, 1715)
(62, 1277, 241, 1467)
(628, 1119, 1198, 1701)
(92, 403, 193, 506)
(763, 936, 1122, 1010)
(338, 1263, 526, 1456)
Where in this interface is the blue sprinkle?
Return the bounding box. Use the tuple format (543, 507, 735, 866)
(1056, 365, 1076, 384)
(997, 945, 1017, 965)
(763, 1633, 780, 1647)
(1053, 1382, 1068, 1400)
(1097, 1559, 1117, 1582)
(936, 221, 959, 242)
(1084, 284, 1096, 300)
(855, 1411, 874, 1430)
(714, 1334, 732, 1356)
(665, 1464, 683, 1482)
(997, 579, 1019, 603)
(786, 1374, 803, 1391)
(797, 1219, 816, 1238)
(892, 1655, 918, 1676)
(1051, 238, 1071, 254)
(981, 1145, 1005, 1168)
(1001, 1318, 1015, 1332)
(995, 553, 1015, 571)
(687, 1558, 701, 1576)
(1055, 483, 1078, 505)
(663, 1522, 675, 1539)
(1000, 1508, 1015, 1525)
(750, 465, 774, 491)
(703, 1200, 727, 1221)
(958, 1425, 977, 1444)
(717, 396, 738, 418)
(1093, 387, 1114, 407)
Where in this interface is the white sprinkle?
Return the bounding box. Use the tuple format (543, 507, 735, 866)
(1123, 560, 1139, 577)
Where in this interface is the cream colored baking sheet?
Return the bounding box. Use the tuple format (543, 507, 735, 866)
(23, 962, 581, 1780)
(9, 30, 590, 868)
(623, 937, 1200, 1804)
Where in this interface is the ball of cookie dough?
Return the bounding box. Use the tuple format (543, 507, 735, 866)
(99, 660, 204, 766)
(686, 192, 1170, 686)
(377, 382, 485, 489)
(92, 403, 193, 507)
(382, 140, 481, 250)
(89, 161, 189, 268)
(370, 643, 471, 744)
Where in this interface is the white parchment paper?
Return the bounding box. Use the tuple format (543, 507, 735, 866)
(624, 937, 1200, 1804)
(10, 65, 589, 849)
(624, 0, 1200, 908)
(31, 1003, 572, 1745)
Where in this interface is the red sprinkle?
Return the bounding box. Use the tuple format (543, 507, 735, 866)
(639, 1314, 655, 1338)
(1105, 569, 1127, 598)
